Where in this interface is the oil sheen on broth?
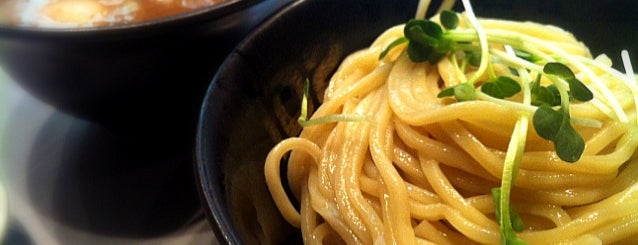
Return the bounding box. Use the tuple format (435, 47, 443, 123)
(1, 0, 226, 28)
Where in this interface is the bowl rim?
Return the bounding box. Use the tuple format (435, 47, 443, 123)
(0, 0, 265, 39)
(193, 0, 305, 242)
(193, 0, 638, 244)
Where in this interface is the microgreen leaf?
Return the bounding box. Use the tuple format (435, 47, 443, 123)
(530, 76, 559, 107)
(543, 62, 576, 79)
(532, 105, 563, 140)
(379, 37, 408, 60)
(465, 50, 481, 67)
(546, 85, 563, 105)
(418, 20, 444, 40)
(437, 83, 476, 101)
(510, 207, 526, 232)
(542, 62, 593, 103)
(492, 188, 528, 245)
(566, 78, 593, 102)
(407, 41, 435, 63)
(531, 86, 557, 107)
(532, 105, 584, 162)
(532, 63, 588, 162)
(428, 50, 448, 64)
(440, 10, 459, 30)
(405, 19, 442, 46)
(492, 188, 526, 232)
(401, 19, 456, 64)
(553, 121, 585, 163)
(455, 83, 477, 101)
(437, 38, 454, 54)
(481, 76, 521, 99)
(437, 86, 456, 98)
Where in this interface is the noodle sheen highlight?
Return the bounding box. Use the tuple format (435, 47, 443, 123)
(265, 14, 638, 245)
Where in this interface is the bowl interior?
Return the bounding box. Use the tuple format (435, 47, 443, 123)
(197, 0, 420, 243)
(196, 0, 638, 244)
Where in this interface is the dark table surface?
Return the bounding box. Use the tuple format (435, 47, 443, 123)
(0, 67, 217, 245)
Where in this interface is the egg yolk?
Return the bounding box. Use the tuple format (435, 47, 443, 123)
(42, 0, 106, 24)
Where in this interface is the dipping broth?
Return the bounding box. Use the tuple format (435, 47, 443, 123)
(0, 0, 227, 28)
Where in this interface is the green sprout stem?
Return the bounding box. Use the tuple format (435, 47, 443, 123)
(450, 53, 464, 81)
(620, 51, 638, 126)
(526, 38, 628, 123)
(298, 114, 371, 127)
(577, 55, 638, 113)
(459, 0, 489, 84)
(497, 113, 529, 245)
(476, 91, 601, 128)
(493, 45, 532, 245)
(490, 49, 543, 73)
(443, 30, 525, 50)
(297, 79, 371, 127)
(382, 0, 636, 242)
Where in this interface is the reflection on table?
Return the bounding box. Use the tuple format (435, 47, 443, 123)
(0, 68, 216, 245)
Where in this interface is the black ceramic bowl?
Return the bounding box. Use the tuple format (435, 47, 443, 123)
(0, 0, 292, 145)
(195, 0, 638, 244)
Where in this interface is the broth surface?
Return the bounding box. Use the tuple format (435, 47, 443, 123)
(0, 0, 226, 28)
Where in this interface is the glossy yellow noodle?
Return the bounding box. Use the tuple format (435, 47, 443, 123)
(264, 13, 638, 245)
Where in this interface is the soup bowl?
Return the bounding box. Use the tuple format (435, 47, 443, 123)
(195, 0, 638, 244)
(0, 0, 292, 145)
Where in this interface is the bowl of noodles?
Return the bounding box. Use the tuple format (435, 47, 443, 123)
(0, 0, 292, 143)
(195, 0, 638, 244)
